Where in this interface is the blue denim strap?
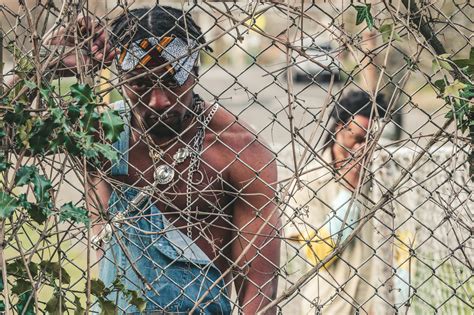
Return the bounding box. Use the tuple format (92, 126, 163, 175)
(160, 212, 212, 264)
(100, 187, 232, 314)
(111, 100, 130, 176)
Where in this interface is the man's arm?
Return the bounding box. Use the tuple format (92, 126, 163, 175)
(228, 136, 281, 314)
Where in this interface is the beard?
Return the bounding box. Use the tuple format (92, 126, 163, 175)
(144, 111, 185, 137)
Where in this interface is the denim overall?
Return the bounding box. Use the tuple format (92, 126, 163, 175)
(97, 101, 231, 314)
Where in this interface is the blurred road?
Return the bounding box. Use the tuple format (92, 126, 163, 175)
(197, 65, 452, 157)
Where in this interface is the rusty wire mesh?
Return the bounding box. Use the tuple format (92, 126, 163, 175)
(0, 0, 472, 314)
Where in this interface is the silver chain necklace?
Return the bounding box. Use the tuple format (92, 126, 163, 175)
(185, 101, 219, 238)
(151, 97, 218, 188)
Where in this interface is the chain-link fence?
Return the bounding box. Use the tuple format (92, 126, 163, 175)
(0, 0, 472, 314)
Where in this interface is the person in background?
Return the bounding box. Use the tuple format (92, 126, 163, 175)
(286, 90, 387, 314)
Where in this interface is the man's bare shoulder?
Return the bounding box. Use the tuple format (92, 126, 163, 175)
(209, 105, 272, 156)
(208, 105, 276, 179)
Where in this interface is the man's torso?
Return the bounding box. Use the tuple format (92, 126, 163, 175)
(107, 103, 254, 275)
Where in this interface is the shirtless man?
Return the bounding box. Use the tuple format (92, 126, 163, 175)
(48, 5, 280, 314)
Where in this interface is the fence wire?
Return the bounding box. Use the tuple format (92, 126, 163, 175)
(0, 0, 472, 314)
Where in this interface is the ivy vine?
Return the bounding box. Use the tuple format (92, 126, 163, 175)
(0, 65, 146, 312)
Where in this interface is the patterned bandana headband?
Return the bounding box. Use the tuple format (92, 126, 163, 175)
(117, 36, 199, 86)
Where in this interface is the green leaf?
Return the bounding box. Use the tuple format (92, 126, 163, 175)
(23, 80, 37, 90)
(452, 47, 474, 77)
(7, 259, 27, 276)
(16, 291, 35, 315)
(445, 83, 473, 134)
(25, 261, 40, 277)
(45, 293, 66, 315)
(434, 79, 447, 94)
(40, 261, 71, 285)
(32, 173, 52, 204)
(0, 96, 10, 106)
(39, 85, 55, 107)
(59, 202, 90, 226)
(18, 120, 33, 148)
(460, 82, 474, 99)
(444, 80, 467, 98)
(91, 279, 106, 296)
(28, 203, 50, 225)
(100, 110, 125, 142)
(80, 103, 100, 134)
(51, 131, 80, 155)
(379, 23, 401, 43)
(433, 53, 454, 72)
(49, 134, 63, 153)
(452, 58, 473, 68)
(354, 4, 374, 30)
(17, 53, 34, 72)
(31, 116, 55, 139)
(94, 143, 119, 162)
(80, 135, 100, 160)
(7, 42, 34, 76)
(7, 259, 39, 278)
(112, 278, 125, 292)
(128, 290, 147, 312)
(17, 167, 52, 208)
(5, 104, 29, 125)
(0, 154, 12, 172)
(67, 105, 81, 124)
(439, 60, 454, 71)
(45, 295, 59, 314)
(71, 83, 94, 106)
(11, 279, 32, 296)
(7, 259, 23, 275)
(64, 133, 82, 156)
(0, 191, 18, 218)
(74, 297, 85, 315)
(15, 165, 38, 186)
(50, 108, 66, 126)
(29, 132, 50, 154)
(99, 299, 117, 315)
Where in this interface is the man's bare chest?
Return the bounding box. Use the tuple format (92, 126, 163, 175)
(111, 139, 233, 219)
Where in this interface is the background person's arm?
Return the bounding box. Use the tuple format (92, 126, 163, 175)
(300, 187, 362, 268)
(287, 181, 363, 269)
(229, 137, 280, 314)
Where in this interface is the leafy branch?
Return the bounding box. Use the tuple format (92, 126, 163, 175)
(91, 278, 147, 314)
(399, 0, 473, 177)
(0, 77, 133, 312)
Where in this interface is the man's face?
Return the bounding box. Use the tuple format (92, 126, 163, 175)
(123, 62, 196, 137)
(332, 114, 371, 168)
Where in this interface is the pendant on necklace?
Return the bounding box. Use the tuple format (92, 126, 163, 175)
(154, 165, 175, 185)
(173, 147, 190, 163)
(154, 147, 190, 185)
(150, 148, 164, 161)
